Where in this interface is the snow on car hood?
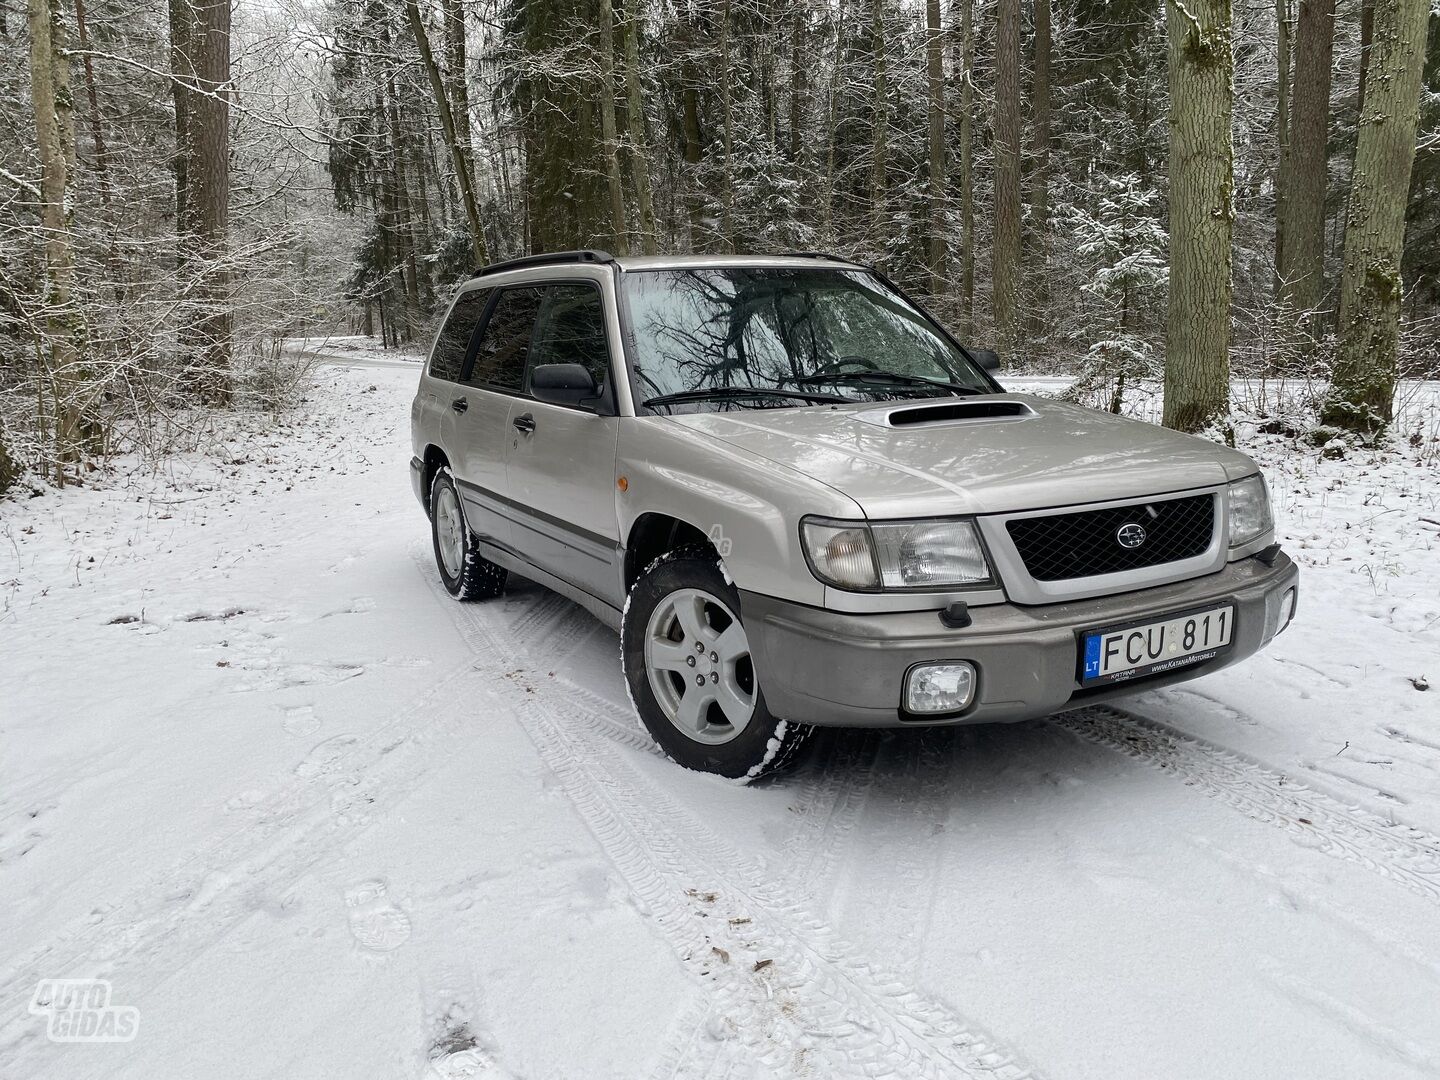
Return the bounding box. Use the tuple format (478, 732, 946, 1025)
(663, 394, 1259, 518)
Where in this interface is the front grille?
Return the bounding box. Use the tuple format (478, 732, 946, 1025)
(1005, 494, 1215, 581)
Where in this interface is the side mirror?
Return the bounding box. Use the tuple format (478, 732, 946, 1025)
(969, 348, 1002, 372)
(530, 363, 600, 407)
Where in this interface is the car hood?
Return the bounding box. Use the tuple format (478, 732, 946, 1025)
(663, 395, 1259, 517)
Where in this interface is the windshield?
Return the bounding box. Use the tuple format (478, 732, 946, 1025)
(619, 267, 993, 411)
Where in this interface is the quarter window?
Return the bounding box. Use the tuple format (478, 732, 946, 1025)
(466, 287, 544, 390)
(428, 288, 489, 383)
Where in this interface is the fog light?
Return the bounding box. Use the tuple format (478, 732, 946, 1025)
(905, 662, 977, 715)
(1278, 587, 1297, 636)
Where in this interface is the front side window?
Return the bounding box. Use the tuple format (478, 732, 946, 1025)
(526, 283, 611, 392)
(620, 268, 991, 411)
(429, 288, 489, 382)
(466, 287, 544, 391)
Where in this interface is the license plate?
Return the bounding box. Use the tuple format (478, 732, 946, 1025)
(1080, 604, 1235, 687)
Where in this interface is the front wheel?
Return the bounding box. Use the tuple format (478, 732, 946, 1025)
(621, 548, 809, 780)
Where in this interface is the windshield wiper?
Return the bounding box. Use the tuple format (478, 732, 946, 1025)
(642, 386, 849, 408)
(793, 370, 985, 396)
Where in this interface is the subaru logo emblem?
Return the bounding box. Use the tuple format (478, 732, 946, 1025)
(1116, 523, 1148, 549)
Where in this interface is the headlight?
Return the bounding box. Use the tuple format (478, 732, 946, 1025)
(801, 517, 993, 591)
(1228, 474, 1273, 548)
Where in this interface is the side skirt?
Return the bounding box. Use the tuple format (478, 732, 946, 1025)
(475, 538, 624, 633)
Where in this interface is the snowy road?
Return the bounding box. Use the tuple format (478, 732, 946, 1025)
(3, 360, 1439, 1079)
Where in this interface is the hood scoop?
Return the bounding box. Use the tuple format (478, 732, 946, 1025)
(869, 399, 1036, 428)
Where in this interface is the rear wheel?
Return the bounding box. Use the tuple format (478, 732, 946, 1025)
(622, 548, 809, 779)
(430, 467, 506, 601)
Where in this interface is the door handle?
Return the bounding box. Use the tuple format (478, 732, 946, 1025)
(451, 397, 468, 414)
(512, 413, 536, 435)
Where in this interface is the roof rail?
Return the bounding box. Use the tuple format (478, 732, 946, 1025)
(778, 251, 860, 263)
(474, 249, 615, 278)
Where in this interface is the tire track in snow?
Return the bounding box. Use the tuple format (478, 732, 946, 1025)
(435, 576, 1042, 1080)
(0, 651, 490, 1058)
(1055, 705, 1440, 906)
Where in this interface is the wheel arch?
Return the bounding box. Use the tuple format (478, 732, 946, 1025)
(421, 445, 451, 513)
(623, 513, 714, 592)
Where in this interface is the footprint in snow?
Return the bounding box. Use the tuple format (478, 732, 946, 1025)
(344, 878, 411, 952)
(424, 1016, 512, 1080)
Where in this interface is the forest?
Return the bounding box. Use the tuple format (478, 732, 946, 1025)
(1, 0, 1437, 491)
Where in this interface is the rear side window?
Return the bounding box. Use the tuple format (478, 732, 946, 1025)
(527, 284, 610, 390)
(429, 289, 489, 382)
(467, 287, 543, 391)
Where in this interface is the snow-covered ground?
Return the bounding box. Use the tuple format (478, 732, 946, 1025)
(2, 353, 1439, 1080)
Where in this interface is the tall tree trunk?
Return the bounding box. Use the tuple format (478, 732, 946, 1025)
(991, 0, 1021, 348)
(596, 0, 629, 252)
(1357, 0, 1374, 114)
(181, 0, 232, 405)
(439, 0, 472, 183)
(820, 1, 845, 241)
(925, 0, 946, 293)
(1162, 0, 1234, 433)
(957, 0, 974, 337)
(719, 0, 736, 252)
(1030, 0, 1052, 295)
(1277, 0, 1336, 324)
(72, 0, 113, 206)
(621, 0, 657, 253)
(1273, 0, 1290, 299)
(869, 0, 889, 240)
(682, 77, 705, 247)
(406, 0, 487, 265)
(1322, 0, 1429, 433)
(168, 0, 191, 239)
(28, 0, 91, 473)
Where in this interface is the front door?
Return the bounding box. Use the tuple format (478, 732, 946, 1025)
(505, 282, 622, 606)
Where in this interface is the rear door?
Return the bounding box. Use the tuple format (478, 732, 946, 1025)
(418, 286, 489, 506)
(505, 282, 622, 605)
(450, 287, 543, 548)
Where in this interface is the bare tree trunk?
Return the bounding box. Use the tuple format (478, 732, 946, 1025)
(957, 0, 974, 337)
(682, 76, 705, 247)
(621, 0, 657, 254)
(439, 0, 472, 183)
(925, 0, 945, 293)
(71, 0, 113, 206)
(406, 0, 487, 266)
(1030, 0, 1052, 307)
(168, 0, 191, 239)
(719, 0, 736, 252)
(869, 0, 889, 240)
(28, 0, 91, 473)
(181, 0, 232, 405)
(821, 1, 845, 241)
(1162, 0, 1234, 433)
(596, 0, 629, 252)
(991, 0, 1021, 348)
(1277, 0, 1336, 326)
(1357, 0, 1374, 114)
(1273, 0, 1290, 299)
(1322, 0, 1429, 433)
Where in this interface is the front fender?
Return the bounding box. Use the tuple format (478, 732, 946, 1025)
(617, 419, 861, 606)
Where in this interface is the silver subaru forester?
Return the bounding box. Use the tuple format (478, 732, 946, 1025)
(410, 251, 1299, 778)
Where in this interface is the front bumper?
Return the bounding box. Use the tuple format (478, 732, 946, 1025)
(740, 551, 1298, 728)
